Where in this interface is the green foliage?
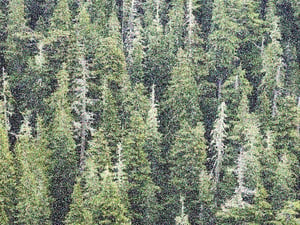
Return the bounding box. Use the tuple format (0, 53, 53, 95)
(0, 0, 299, 224)
(65, 179, 93, 225)
(94, 168, 131, 224)
(273, 200, 300, 224)
(15, 120, 51, 224)
(123, 110, 158, 224)
(48, 66, 78, 225)
(0, 102, 15, 223)
(163, 49, 202, 146)
(169, 121, 207, 223)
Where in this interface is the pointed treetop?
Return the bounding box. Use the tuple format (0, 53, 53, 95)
(50, 0, 71, 32)
(108, 11, 122, 42)
(7, 0, 26, 32)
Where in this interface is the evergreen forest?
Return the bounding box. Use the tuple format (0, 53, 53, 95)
(0, 0, 299, 224)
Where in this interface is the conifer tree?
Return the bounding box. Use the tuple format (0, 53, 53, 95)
(271, 154, 296, 209)
(175, 196, 191, 225)
(198, 170, 215, 224)
(163, 49, 201, 146)
(169, 120, 207, 224)
(95, 168, 131, 224)
(15, 119, 51, 225)
(210, 101, 227, 191)
(222, 66, 252, 124)
(220, 94, 262, 206)
(272, 96, 299, 156)
(258, 0, 284, 125)
(208, 0, 240, 100)
(144, 85, 163, 186)
(100, 78, 121, 151)
(230, 94, 262, 191)
(72, 50, 94, 171)
(45, 0, 72, 77)
(143, 0, 174, 101)
(65, 179, 93, 225)
(0, 100, 15, 224)
(273, 200, 300, 224)
(126, 16, 144, 85)
(123, 110, 158, 224)
(167, 0, 185, 54)
(5, 0, 35, 112)
(48, 65, 77, 225)
(260, 130, 278, 193)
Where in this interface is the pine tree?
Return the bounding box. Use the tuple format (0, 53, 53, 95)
(48, 65, 78, 225)
(15, 119, 51, 225)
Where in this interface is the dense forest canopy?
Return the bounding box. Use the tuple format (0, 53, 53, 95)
(0, 0, 299, 224)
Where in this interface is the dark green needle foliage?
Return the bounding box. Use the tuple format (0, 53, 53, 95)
(0, 0, 299, 224)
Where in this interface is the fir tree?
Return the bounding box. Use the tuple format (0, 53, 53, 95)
(258, 0, 284, 125)
(271, 154, 296, 209)
(95, 168, 131, 224)
(163, 49, 202, 146)
(144, 85, 163, 186)
(211, 101, 227, 186)
(123, 110, 158, 224)
(0, 100, 15, 224)
(65, 179, 93, 225)
(15, 119, 51, 225)
(48, 65, 77, 225)
(169, 120, 207, 224)
(175, 196, 190, 225)
(208, 0, 240, 100)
